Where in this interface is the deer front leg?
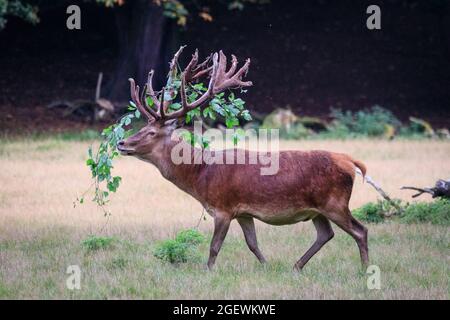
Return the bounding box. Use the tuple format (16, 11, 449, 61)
(237, 217, 267, 264)
(207, 213, 231, 270)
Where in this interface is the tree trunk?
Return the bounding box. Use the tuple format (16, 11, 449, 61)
(105, 0, 172, 104)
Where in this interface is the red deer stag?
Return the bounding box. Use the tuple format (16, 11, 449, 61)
(117, 46, 369, 270)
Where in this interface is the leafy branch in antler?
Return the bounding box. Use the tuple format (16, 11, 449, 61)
(78, 46, 253, 211)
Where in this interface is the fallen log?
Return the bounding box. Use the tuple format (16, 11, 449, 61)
(401, 179, 450, 199)
(47, 72, 115, 122)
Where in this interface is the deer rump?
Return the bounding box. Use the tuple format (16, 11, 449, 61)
(192, 150, 365, 225)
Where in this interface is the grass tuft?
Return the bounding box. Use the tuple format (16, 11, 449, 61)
(153, 229, 205, 264)
(81, 235, 116, 251)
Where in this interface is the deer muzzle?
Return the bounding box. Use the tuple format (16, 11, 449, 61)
(116, 140, 135, 156)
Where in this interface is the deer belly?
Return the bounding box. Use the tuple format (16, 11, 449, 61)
(243, 208, 320, 226)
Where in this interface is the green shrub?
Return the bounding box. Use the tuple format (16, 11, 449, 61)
(175, 228, 205, 245)
(353, 202, 385, 223)
(81, 235, 116, 251)
(352, 199, 403, 223)
(400, 199, 450, 226)
(277, 123, 310, 140)
(153, 229, 205, 264)
(153, 240, 190, 264)
(353, 198, 450, 226)
(329, 106, 401, 137)
(315, 122, 353, 139)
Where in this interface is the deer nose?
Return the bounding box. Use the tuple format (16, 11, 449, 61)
(117, 140, 125, 147)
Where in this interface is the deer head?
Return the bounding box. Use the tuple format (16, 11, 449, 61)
(117, 46, 252, 160)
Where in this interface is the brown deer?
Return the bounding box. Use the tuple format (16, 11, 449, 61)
(117, 47, 369, 270)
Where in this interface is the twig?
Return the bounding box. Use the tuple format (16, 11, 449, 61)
(355, 169, 403, 215)
(400, 186, 434, 198)
(195, 208, 206, 229)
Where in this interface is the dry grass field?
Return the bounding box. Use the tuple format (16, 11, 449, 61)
(0, 137, 449, 299)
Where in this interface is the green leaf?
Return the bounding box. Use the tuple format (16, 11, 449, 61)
(225, 117, 239, 128)
(241, 110, 252, 121)
(211, 102, 225, 116)
(169, 102, 182, 111)
(114, 126, 125, 139)
(102, 126, 112, 136)
(146, 97, 154, 107)
(193, 83, 207, 92)
(202, 107, 216, 120)
(188, 91, 199, 103)
(233, 98, 245, 109)
(186, 108, 200, 123)
(225, 104, 240, 116)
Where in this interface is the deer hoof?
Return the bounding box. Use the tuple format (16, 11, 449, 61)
(293, 264, 304, 272)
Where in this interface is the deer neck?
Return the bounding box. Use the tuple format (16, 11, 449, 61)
(140, 138, 205, 197)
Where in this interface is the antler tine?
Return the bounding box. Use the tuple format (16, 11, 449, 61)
(145, 70, 163, 117)
(160, 87, 166, 118)
(185, 49, 199, 75)
(180, 72, 188, 111)
(168, 45, 186, 78)
(128, 77, 160, 120)
(185, 49, 213, 82)
(217, 50, 228, 76)
(233, 58, 252, 82)
(196, 53, 212, 70)
(128, 78, 153, 120)
(225, 54, 238, 77)
(207, 52, 220, 92)
(215, 57, 252, 93)
(140, 83, 147, 104)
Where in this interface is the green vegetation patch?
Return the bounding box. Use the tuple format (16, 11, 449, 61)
(353, 198, 450, 226)
(400, 199, 450, 226)
(81, 235, 116, 251)
(153, 229, 205, 264)
(327, 106, 401, 138)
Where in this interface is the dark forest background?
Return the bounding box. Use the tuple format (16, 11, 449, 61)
(0, 0, 449, 133)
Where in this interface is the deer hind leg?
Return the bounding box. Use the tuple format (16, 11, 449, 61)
(207, 213, 231, 270)
(294, 215, 334, 271)
(326, 208, 369, 268)
(237, 217, 267, 264)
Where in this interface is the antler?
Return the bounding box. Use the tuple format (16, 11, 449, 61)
(128, 77, 160, 120)
(127, 46, 252, 122)
(164, 49, 252, 120)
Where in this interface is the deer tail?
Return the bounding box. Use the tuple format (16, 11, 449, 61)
(352, 159, 367, 181)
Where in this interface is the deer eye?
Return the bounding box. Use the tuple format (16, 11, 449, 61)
(148, 131, 156, 137)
